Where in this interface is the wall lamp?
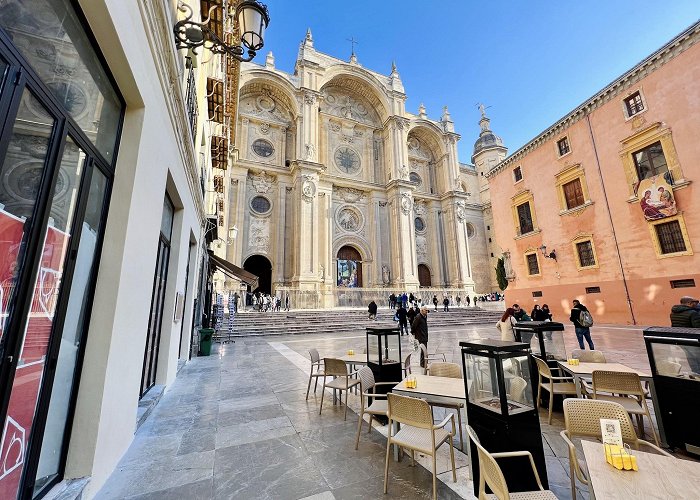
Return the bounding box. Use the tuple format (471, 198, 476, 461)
(539, 245, 557, 261)
(174, 0, 270, 62)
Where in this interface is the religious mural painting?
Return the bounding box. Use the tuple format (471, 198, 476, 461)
(637, 175, 677, 220)
(336, 259, 359, 288)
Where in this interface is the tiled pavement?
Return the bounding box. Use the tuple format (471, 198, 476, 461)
(96, 319, 693, 500)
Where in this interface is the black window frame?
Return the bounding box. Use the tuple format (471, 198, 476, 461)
(576, 240, 596, 268)
(526, 253, 540, 276)
(557, 137, 570, 156)
(625, 91, 645, 117)
(516, 201, 534, 235)
(655, 220, 687, 255)
(513, 166, 523, 182)
(632, 141, 668, 181)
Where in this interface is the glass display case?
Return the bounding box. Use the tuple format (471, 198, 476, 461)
(513, 321, 566, 362)
(644, 326, 700, 454)
(460, 339, 547, 494)
(366, 326, 402, 386)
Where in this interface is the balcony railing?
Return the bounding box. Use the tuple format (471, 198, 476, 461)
(185, 64, 198, 143)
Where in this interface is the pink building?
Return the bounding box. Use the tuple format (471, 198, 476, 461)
(486, 22, 700, 325)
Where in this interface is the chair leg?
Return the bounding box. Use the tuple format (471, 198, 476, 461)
(344, 388, 349, 421)
(548, 388, 554, 425)
(536, 383, 542, 409)
(367, 414, 373, 432)
(569, 455, 577, 500)
(432, 452, 438, 500)
(411, 450, 415, 466)
(456, 409, 464, 452)
(319, 380, 326, 415)
(314, 376, 319, 393)
(384, 434, 391, 494)
(449, 436, 457, 482)
(306, 373, 313, 400)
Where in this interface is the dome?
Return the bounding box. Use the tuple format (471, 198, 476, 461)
(473, 131, 504, 156)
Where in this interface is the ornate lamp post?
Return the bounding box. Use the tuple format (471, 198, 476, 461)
(173, 0, 270, 61)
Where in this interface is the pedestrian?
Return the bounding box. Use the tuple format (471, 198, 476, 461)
(233, 292, 239, 313)
(669, 296, 700, 373)
(412, 306, 430, 368)
(531, 304, 544, 321)
(512, 304, 530, 322)
(389, 293, 396, 309)
(496, 308, 517, 341)
(570, 299, 594, 349)
(407, 303, 417, 328)
(402, 292, 408, 308)
(368, 300, 378, 320)
(456, 295, 461, 307)
(541, 304, 553, 321)
(443, 296, 449, 312)
(432, 294, 438, 311)
(409, 292, 415, 306)
(465, 295, 471, 307)
(397, 303, 408, 335)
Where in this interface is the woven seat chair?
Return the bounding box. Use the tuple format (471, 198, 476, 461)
(591, 370, 659, 446)
(419, 344, 446, 374)
(319, 357, 360, 420)
(467, 426, 557, 500)
(384, 393, 456, 500)
(305, 348, 324, 400)
(571, 349, 607, 363)
(508, 376, 528, 404)
(560, 398, 671, 499)
(402, 352, 412, 378)
(354, 366, 395, 449)
(534, 356, 578, 424)
(426, 362, 465, 451)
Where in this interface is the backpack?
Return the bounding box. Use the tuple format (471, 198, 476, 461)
(579, 310, 594, 327)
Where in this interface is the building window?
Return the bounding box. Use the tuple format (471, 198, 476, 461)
(655, 220, 687, 254)
(624, 91, 645, 117)
(414, 217, 426, 232)
(252, 138, 274, 158)
(557, 137, 570, 157)
(466, 223, 476, 238)
(516, 202, 534, 235)
(409, 172, 422, 186)
(670, 279, 695, 289)
(490, 252, 494, 257)
(576, 240, 596, 268)
(250, 196, 271, 214)
(585, 286, 601, 294)
(563, 178, 585, 209)
(487, 225, 490, 230)
(525, 253, 540, 276)
(513, 166, 523, 182)
(532, 291, 543, 298)
(633, 141, 668, 182)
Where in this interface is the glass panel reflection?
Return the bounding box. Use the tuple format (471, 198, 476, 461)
(0, 0, 122, 161)
(651, 342, 700, 380)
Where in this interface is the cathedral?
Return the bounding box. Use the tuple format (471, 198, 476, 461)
(225, 29, 497, 307)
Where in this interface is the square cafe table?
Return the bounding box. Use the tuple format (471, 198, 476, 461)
(581, 440, 700, 499)
(557, 361, 667, 447)
(392, 374, 470, 468)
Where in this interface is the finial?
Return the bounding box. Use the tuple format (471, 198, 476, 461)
(304, 28, 314, 47)
(265, 51, 275, 68)
(441, 106, 452, 121)
(391, 60, 397, 73)
(418, 103, 426, 118)
(476, 102, 491, 119)
(347, 36, 359, 63)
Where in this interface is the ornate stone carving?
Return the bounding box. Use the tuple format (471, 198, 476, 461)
(378, 201, 388, 207)
(259, 122, 270, 135)
(302, 175, 316, 202)
(336, 206, 362, 232)
(330, 122, 341, 133)
(455, 201, 467, 222)
(414, 200, 427, 216)
(304, 143, 316, 160)
(398, 164, 409, 180)
(334, 186, 366, 203)
(249, 218, 270, 252)
(321, 90, 379, 126)
(416, 235, 428, 262)
(304, 91, 317, 105)
(382, 265, 391, 285)
(250, 170, 275, 194)
(400, 192, 413, 214)
(393, 116, 410, 130)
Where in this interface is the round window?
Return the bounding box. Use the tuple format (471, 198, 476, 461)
(334, 147, 361, 174)
(409, 172, 422, 186)
(466, 222, 476, 238)
(414, 217, 426, 232)
(251, 196, 271, 214)
(252, 139, 274, 158)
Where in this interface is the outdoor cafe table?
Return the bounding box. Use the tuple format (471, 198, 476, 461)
(337, 352, 368, 366)
(581, 440, 700, 499)
(557, 360, 667, 447)
(392, 374, 469, 468)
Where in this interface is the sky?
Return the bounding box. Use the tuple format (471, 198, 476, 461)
(257, 1, 700, 163)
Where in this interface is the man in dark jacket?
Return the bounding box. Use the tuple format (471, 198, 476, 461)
(397, 304, 408, 335)
(670, 296, 700, 327)
(412, 306, 430, 368)
(368, 300, 378, 320)
(570, 300, 594, 349)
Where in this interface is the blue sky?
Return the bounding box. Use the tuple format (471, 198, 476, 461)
(259, 1, 700, 163)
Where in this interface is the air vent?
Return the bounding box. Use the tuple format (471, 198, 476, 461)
(670, 279, 696, 289)
(532, 291, 543, 298)
(585, 286, 601, 294)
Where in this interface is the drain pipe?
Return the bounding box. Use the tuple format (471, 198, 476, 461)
(586, 115, 637, 324)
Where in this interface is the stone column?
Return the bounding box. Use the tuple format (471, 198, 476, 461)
(441, 194, 475, 289)
(227, 168, 249, 266)
(318, 180, 334, 307)
(387, 179, 420, 289)
(385, 116, 410, 181)
(301, 90, 320, 163)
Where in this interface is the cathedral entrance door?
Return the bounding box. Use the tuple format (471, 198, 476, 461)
(244, 255, 272, 294)
(336, 245, 362, 287)
(418, 264, 432, 287)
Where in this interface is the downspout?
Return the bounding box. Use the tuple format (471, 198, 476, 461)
(585, 115, 636, 324)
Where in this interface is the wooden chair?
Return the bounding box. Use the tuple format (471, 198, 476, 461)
(534, 356, 578, 424)
(560, 398, 671, 499)
(592, 370, 659, 446)
(305, 348, 324, 400)
(426, 362, 465, 451)
(319, 358, 360, 420)
(467, 425, 557, 500)
(571, 349, 607, 363)
(354, 366, 395, 449)
(384, 393, 456, 500)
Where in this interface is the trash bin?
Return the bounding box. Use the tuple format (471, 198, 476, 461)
(199, 328, 215, 356)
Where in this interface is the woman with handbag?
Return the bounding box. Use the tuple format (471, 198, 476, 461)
(496, 308, 517, 341)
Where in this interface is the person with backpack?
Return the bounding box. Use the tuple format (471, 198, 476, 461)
(570, 299, 594, 349)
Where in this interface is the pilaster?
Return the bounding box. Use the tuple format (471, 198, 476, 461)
(386, 179, 419, 289)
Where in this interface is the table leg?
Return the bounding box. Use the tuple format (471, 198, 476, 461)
(574, 374, 582, 398)
(646, 378, 668, 448)
(393, 420, 400, 462)
(460, 405, 472, 480)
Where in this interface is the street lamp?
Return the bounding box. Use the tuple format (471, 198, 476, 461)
(173, 0, 270, 62)
(228, 225, 238, 244)
(538, 245, 557, 261)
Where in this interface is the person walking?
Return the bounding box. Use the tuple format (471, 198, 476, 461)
(496, 308, 516, 341)
(456, 295, 461, 307)
(541, 304, 553, 321)
(397, 303, 408, 335)
(531, 304, 544, 321)
(407, 303, 417, 328)
(368, 300, 378, 320)
(465, 295, 471, 307)
(670, 296, 700, 327)
(442, 296, 449, 312)
(570, 299, 594, 349)
(412, 306, 430, 368)
(432, 295, 438, 311)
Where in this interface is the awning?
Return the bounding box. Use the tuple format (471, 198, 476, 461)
(208, 252, 259, 289)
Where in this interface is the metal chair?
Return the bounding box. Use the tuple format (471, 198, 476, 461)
(534, 356, 578, 424)
(571, 349, 607, 363)
(419, 343, 446, 374)
(560, 398, 671, 499)
(592, 370, 659, 446)
(426, 362, 465, 451)
(402, 352, 412, 378)
(354, 366, 394, 449)
(305, 348, 324, 400)
(384, 393, 456, 500)
(467, 425, 557, 500)
(319, 358, 360, 420)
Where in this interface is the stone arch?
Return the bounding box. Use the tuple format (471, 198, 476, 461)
(332, 235, 373, 262)
(417, 263, 432, 287)
(239, 74, 300, 119)
(319, 69, 391, 123)
(407, 125, 447, 195)
(243, 254, 273, 294)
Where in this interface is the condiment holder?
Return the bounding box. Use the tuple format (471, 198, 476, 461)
(604, 443, 638, 471)
(405, 375, 417, 389)
(567, 358, 580, 366)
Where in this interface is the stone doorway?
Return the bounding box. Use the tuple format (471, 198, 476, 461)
(336, 245, 362, 287)
(418, 264, 432, 287)
(244, 255, 272, 294)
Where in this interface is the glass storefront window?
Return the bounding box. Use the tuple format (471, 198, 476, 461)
(0, 0, 122, 162)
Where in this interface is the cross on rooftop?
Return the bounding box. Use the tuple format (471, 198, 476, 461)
(346, 36, 359, 56)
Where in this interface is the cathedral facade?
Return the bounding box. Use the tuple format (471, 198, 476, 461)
(226, 30, 491, 307)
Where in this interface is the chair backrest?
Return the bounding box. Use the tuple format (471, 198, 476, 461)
(533, 356, 551, 378)
(419, 344, 429, 374)
(324, 357, 349, 377)
(428, 362, 462, 379)
(656, 360, 682, 376)
(309, 348, 320, 364)
(563, 398, 640, 443)
(466, 426, 510, 499)
(572, 349, 606, 363)
(387, 393, 434, 429)
(592, 370, 644, 397)
(357, 366, 376, 392)
(404, 352, 412, 374)
(509, 376, 527, 403)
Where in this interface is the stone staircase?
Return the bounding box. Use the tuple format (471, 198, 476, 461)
(221, 306, 502, 337)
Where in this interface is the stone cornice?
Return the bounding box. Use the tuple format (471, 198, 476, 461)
(486, 20, 700, 179)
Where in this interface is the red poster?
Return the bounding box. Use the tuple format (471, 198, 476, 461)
(0, 221, 69, 499)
